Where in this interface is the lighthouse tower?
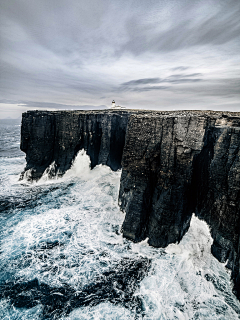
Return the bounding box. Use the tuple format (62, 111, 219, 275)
(111, 100, 125, 109)
(111, 100, 116, 109)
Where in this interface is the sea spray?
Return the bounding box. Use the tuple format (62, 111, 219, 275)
(0, 122, 240, 319)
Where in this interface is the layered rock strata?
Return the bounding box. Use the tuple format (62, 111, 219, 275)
(20, 109, 240, 299)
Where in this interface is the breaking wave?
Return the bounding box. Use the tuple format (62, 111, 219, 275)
(0, 121, 240, 319)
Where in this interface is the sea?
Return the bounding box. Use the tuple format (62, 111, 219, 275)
(0, 119, 240, 320)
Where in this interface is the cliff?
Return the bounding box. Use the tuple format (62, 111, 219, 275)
(20, 110, 133, 180)
(20, 109, 240, 299)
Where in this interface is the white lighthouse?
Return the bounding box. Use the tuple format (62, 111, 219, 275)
(111, 100, 125, 109)
(111, 100, 116, 108)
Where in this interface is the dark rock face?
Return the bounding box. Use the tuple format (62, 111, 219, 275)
(20, 109, 240, 299)
(119, 114, 208, 246)
(20, 110, 132, 180)
(193, 120, 240, 298)
(119, 111, 240, 299)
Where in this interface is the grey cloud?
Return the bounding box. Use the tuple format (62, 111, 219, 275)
(122, 0, 240, 55)
(0, 0, 128, 61)
(0, 0, 239, 117)
(118, 76, 240, 97)
(171, 67, 189, 71)
(121, 78, 161, 86)
(166, 79, 202, 84)
(121, 74, 203, 89)
(0, 100, 106, 110)
(189, 79, 240, 97)
(167, 74, 202, 79)
(1, 0, 240, 63)
(132, 86, 169, 92)
(166, 78, 240, 99)
(0, 60, 108, 101)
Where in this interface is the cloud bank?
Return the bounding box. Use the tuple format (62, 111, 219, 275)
(0, 0, 239, 117)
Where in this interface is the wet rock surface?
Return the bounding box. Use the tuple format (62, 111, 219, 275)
(20, 109, 240, 299)
(20, 110, 134, 180)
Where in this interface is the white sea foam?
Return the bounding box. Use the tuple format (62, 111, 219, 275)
(63, 149, 92, 180)
(1, 144, 240, 319)
(137, 215, 240, 319)
(33, 149, 113, 186)
(64, 303, 134, 320)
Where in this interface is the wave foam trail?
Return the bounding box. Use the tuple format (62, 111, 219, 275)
(138, 215, 240, 319)
(63, 149, 92, 180)
(1, 125, 240, 319)
(19, 149, 92, 186)
(39, 150, 92, 184)
(37, 149, 112, 186)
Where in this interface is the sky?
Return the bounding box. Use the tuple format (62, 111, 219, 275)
(0, 0, 240, 118)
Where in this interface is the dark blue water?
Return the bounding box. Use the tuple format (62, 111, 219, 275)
(0, 119, 240, 319)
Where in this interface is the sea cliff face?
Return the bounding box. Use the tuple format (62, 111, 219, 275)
(20, 110, 132, 180)
(20, 109, 240, 299)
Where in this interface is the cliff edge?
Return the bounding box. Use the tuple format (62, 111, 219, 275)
(20, 109, 240, 299)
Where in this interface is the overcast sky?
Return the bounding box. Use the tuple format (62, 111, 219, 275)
(0, 0, 240, 118)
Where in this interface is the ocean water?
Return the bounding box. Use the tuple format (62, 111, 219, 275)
(0, 119, 240, 320)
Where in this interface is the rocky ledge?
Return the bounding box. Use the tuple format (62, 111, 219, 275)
(20, 109, 240, 299)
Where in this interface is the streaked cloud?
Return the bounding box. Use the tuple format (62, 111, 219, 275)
(120, 74, 203, 91)
(0, 0, 239, 118)
(122, 78, 161, 86)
